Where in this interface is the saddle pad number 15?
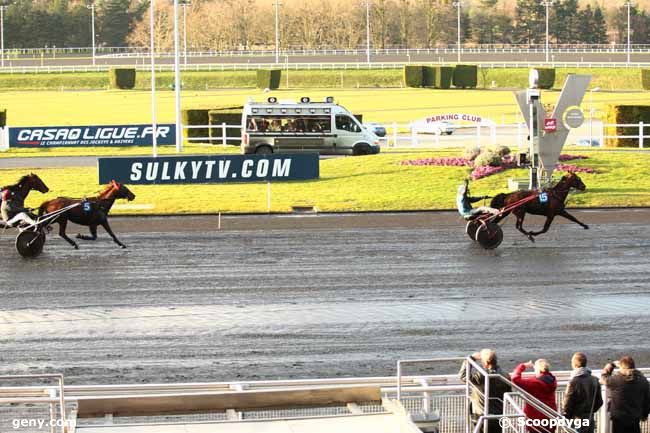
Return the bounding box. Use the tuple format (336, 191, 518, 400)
(539, 192, 548, 203)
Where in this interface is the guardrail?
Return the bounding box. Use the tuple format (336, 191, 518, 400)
(3, 61, 650, 74)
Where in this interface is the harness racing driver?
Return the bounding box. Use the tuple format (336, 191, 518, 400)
(456, 179, 499, 219)
(1, 187, 38, 228)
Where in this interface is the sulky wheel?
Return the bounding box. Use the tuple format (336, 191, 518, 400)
(16, 230, 46, 258)
(465, 220, 480, 241)
(475, 222, 503, 250)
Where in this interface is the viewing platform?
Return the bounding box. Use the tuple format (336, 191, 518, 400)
(1, 359, 649, 433)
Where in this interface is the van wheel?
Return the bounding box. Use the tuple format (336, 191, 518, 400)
(255, 145, 273, 154)
(353, 143, 371, 156)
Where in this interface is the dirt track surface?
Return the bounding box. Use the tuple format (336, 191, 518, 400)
(0, 210, 649, 385)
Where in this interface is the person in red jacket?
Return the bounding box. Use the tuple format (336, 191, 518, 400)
(512, 359, 558, 433)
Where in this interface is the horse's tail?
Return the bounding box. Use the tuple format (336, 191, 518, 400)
(490, 193, 507, 209)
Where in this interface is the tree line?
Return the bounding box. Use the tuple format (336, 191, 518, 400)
(1, 0, 650, 51)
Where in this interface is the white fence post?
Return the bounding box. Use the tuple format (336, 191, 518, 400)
(392, 122, 398, 147)
(475, 125, 481, 147)
(222, 122, 227, 146)
(599, 122, 605, 147)
(640, 121, 644, 149)
(0, 127, 7, 151)
(491, 125, 497, 145)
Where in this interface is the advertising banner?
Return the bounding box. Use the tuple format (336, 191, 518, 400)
(98, 154, 320, 184)
(9, 124, 176, 148)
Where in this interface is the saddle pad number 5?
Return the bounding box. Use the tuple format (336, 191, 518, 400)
(83, 201, 92, 213)
(539, 192, 548, 203)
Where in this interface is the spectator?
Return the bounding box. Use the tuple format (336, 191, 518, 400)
(459, 349, 512, 433)
(512, 359, 557, 433)
(562, 352, 603, 433)
(600, 356, 650, 433)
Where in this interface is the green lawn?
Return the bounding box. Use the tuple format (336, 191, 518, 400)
(2, 87, 649, 128)
(3, 148, 649, 214)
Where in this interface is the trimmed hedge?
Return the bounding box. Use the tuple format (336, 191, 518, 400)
(453, 65, 478, 89)
(404, 65, 424, 87)
(436, 66, 454, 89)
(181, 109, 210, 143)
(423, 66, 437, 87)
(257, 69, 282, 90)
(604, 104, 650, 147)
(209, 108, 243, 145)
(109, 68, 136, 90)
(0, 109, 6, 128)
(642, 69, 650, 90)
(534, 68, 556, 89)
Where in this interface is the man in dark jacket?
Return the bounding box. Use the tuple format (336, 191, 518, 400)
(563, 352, 603, 433)
(459, 349, 512, 433)
(600, 356, 650, 433)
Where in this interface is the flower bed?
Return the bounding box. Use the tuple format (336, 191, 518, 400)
(400, 154, 595, 179)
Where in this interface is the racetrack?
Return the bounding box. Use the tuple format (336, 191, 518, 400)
(1, 210, 649, 384)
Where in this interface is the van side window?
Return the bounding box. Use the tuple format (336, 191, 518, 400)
(247, 116, 331, 134)
(335, 115, 360, 133)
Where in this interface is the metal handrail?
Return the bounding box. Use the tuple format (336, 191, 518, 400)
(0, 374, 67, 432)
(396, 357, 465, 400)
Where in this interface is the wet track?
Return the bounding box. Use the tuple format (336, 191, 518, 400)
(0, 211, 649, 384)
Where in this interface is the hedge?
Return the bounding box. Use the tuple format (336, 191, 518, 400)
(604, 104, 650, 147)
(108, 68, 136, 90)
(0, 109, 6, 128)
(642, 69, 650, 90)
(423, 66, 437, 87)
(403, 65, 424, 87)
(208, 108, 243, 145)
(453, 65, 478, 89)
(436, 66, 454, 89)
(181, 109, 210, 143)
(257, 69, 282, 90)
(535, 68, 556, 89)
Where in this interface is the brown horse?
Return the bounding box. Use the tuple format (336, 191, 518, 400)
(0, 173, 49, 227)
(38, 180, 135, 249)
(489, 172, 589, 242)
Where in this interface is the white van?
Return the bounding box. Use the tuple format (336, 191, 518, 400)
(241, 97, 381, 155)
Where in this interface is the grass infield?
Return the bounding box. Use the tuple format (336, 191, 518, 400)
(2, 147, 649, 214)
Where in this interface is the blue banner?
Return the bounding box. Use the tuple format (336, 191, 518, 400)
(9, 124, 176, 148)
(98, 154, 320, 184)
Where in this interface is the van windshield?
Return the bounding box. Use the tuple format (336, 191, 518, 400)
(335, 115, 361, 133)
(246, 116, 331, 134)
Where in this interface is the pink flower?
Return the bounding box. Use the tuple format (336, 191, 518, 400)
(558, 154, 588, 162)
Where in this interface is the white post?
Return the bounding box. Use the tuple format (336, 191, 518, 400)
(476, 124, 481, 147)
(222, 122, 227, 146)
(490, 125, 496, 145)
(274, 0, 280, 64)
(626, 2, 632, 64)
(640, 121, 644, 148)
(173, 0, 183, 152)
(365, 0, 371, 64)
(1, 5, 7, 69)
(182, 1, 189, 67)
(392, 121, 398, 147)
(90, 3, 96, 67)
(150, 0, 158, 157)
(453, 2, 461, 63)
(267, 181, 271, 212)
(544, 1, 550, 63)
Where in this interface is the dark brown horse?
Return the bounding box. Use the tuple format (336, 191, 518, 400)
(38, 180, 135, 249)
(0, 173, 49, 227)
(490, 172, 589, 242)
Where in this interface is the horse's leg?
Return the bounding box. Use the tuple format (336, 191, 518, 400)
(527, 215, 556, 237)
(100, 220, 127, 248)
(57, 219, 79, 249)
(557, 209, 590, 230)
(77, 225, 98, 241)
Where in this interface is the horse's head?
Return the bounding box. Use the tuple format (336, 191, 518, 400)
(26, 173, 50, 194)
(565, 172, 586, 191)
(111, 180, 136, 202)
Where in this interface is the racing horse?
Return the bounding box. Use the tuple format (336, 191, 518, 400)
(0, 173, 49, 228)
(38, 180, 135, 249)
(489, 172, 589, 242)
